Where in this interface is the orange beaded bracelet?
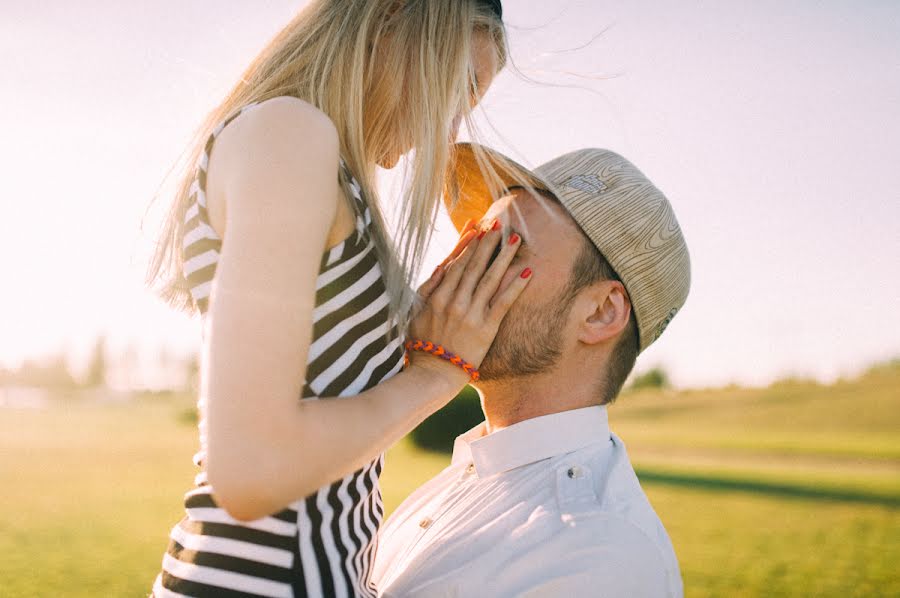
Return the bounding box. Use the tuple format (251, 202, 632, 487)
(404, 339, 480, 382)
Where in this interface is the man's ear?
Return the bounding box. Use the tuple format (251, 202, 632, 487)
(577, 281, 631, 346)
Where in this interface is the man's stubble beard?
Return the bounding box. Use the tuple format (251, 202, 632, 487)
(478, 287, 574, 381)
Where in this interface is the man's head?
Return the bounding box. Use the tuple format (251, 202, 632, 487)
(445, 143, 690, 405)
(474, 189, 639, 403)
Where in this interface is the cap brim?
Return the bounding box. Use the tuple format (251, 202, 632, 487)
(444, 143, 550, 232)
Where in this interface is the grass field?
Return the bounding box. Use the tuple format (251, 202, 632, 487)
(1, 362, 898, 597)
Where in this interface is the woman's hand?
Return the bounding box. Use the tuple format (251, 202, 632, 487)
(408, 218, 532, 385)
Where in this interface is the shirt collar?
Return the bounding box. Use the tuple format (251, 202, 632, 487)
(451, 406, 610, 478)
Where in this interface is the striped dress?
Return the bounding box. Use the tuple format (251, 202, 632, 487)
(153, 102, 407, 598)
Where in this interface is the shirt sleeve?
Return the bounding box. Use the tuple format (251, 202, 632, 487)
(484, 514, 673, 598)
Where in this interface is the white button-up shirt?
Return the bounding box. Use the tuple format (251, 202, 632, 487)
(372, 406, 682, 597)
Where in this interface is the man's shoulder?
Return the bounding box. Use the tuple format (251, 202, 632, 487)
(487, 512, 673, 597)
(554, 509, 668, 558)
(563, 433, 665, 527)
(543, 432, 683, 595)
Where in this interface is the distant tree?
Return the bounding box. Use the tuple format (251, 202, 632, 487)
(629, 367, 669, 390)
(84, 336, 107, 388)
(863, 358, 900, 378)
(410, 385, 483, 453)
(12, 354, 76, 390)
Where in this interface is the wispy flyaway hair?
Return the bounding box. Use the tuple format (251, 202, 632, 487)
(148, 0, 508, 330)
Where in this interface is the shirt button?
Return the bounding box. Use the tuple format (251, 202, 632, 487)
(465, 463, 476, 475)
(419, 517, 433, 529)
(567, 466, 584, 479)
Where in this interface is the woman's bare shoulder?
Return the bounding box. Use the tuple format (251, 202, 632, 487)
(219, 97, 337, 159)
(209, 97, 341, 211)
(245, 96, 339, 142)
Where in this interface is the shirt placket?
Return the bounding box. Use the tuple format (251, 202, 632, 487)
(383, 463, 479, 584)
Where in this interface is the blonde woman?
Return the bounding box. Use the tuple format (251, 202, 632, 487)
(148, 1, 532, 596)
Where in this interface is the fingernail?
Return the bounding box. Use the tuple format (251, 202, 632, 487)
(463, 218, 475, 231)
(431, 265, 442, 278)
(508, 233, 520, 245)
(520, 267, 532, 279)
(491, 220, 501, 231)
(477, 229, 487, 240)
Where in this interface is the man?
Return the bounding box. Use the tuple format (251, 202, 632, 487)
(372, 144, 690, 597)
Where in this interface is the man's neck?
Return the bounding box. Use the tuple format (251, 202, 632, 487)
(476, 365, 601, 435)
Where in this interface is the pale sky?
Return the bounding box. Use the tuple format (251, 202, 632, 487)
(2, 0, 898, 388)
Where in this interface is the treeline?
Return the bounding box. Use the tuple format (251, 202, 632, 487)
(1, 337, 198, 392)
(0, 354, 77, 390)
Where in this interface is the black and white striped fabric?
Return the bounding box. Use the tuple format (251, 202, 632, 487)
(153, 102, 406, 598)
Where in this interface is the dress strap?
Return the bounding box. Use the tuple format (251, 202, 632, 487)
(338, 158, 371, 239)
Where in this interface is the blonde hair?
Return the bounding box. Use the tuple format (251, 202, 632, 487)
(147, 0, 507, 330)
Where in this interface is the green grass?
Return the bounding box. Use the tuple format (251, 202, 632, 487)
(1, 363, 898, 596)
(647, 485, 899, 598)
(610, 365, 900, 460)
(0, 398, 197, 597)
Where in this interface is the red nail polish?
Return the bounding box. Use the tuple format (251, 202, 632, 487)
(491, 220, 501, 231)
(478, 230, 487, 240)
(520, 267, 532, 279)
(508, 233, 520, 245)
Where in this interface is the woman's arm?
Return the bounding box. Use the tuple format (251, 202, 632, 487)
(202, 97, 529, 520)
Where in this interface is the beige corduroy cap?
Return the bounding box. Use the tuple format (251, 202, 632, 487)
(444, 143, 691, 352)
